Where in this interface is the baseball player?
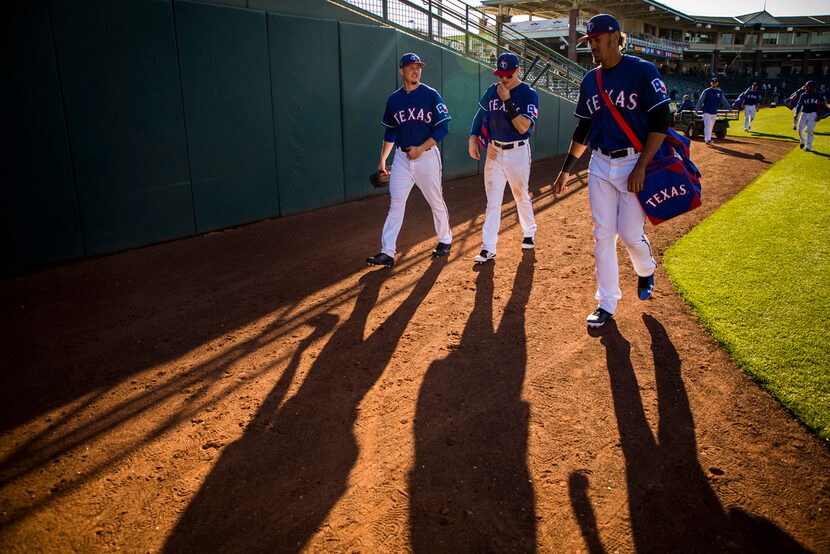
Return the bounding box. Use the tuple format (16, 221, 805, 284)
(789, 85, 807, 130)
(366, 53, 452, 268)
(468, 52, 539, 264)
(796, 80, 826, 152)
(738, 82, 763, 131)
(552, 13, 669, 328)
(695, 77, 731, 145)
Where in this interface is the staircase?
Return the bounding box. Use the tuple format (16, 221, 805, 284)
(328, 0, 585, 99)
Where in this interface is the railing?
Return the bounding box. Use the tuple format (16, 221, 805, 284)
(328, 0, 586, 99)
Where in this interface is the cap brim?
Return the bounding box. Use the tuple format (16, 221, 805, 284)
(576, 31, 609, 43)
(401, 61, 425, 68)
(493, 68, 519, 76)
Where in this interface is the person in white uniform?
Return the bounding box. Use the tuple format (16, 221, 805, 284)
(552, 14, 671, 327)
(367, 53, 453, 268)
(468, 52, 540, 264)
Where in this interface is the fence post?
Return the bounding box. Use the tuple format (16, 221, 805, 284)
(382, 0, 388, 21)
(465, 4, 470, 57)
(428, 0, 433, 40)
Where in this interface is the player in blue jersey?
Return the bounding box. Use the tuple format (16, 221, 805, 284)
(366, 53, 453, 268)
(738, 82, 763, 131)
(468, 52, 540, 264)
(796, 80, 826, 152)
(552, 14, 670, 328)
(695, 77, 732, 144)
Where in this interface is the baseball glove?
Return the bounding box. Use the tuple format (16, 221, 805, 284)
(370, 168, 391, 188)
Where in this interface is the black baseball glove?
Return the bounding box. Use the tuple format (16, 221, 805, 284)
(369, 168, 391, 188)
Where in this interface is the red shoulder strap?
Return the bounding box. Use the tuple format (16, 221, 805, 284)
(596, 69, 643, 152)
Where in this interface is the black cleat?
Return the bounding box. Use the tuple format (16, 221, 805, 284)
(522, 237, 535, 250)
(473, 249, 496, 264)
(433, 242, 451, 257)
(638, 274, 655, 301)
(366, 253, 394, 267)
(586, 308, 613, 328)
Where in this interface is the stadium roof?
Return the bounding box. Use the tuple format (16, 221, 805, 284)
(479, 0, 830, 28)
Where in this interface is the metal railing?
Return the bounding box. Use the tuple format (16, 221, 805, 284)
(328, 0, 585, 99)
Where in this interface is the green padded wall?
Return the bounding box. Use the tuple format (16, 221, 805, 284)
(533, 89, 559, 160)
(3, 1, 84, 275)
(269, 14, 345, 215)
(175, 1, 278, 232)
(558, 98, 577, 154)
(48, 0, 193, 256)
(440, 50, 479, 180)
(248, 0, 380, 25)
(340, 22, 397, 200)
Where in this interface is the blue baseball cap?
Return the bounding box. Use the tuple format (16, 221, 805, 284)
(577, 14, 621, 43)
(493, 53, 520, 76)
(710, 76, 719, 82)
(806, 80, 817, 88)
(399, 53, 425, 68)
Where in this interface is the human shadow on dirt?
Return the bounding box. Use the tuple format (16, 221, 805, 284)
(570, 315, 808, 553)
(408, 252, 536, 552)
(162, 261, 445, 553)
(709, 144, 772, 163)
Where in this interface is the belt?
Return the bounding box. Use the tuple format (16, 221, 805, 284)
(400, 146, 433, 153)
(491, 140, 526, 150)
(594, 147, 637, 159)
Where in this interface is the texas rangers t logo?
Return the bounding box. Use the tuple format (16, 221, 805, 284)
(651, 78, 667, 94)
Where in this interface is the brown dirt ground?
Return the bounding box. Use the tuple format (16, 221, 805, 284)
(2, 136, 829, 553)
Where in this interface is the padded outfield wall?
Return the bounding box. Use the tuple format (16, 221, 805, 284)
(3, 0, 576, 275)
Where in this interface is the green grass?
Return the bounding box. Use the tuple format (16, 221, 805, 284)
(664, 106, 830, 441)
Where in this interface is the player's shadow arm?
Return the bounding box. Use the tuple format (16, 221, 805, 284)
(162, 264, 444, 553)
(409, 253, 537, 553)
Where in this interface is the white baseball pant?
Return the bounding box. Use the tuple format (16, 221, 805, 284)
(743, 105, 756, 131)
(588, 151, 657, 315)
(481, 141, 537, 253)
(380, 147, 452, 257)
(798, 112, 817, 150)
(702, 113, 717, 142)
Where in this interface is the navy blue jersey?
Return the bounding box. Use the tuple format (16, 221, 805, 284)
(696, 87, 729, 114)
(574, 55, 670, 151)
(740, 88, 763, 106)
(382, 84, 451, 148)
(797, 91, 826, 114)
(478, 82, 539, 141)
(678, 99, 694, 111)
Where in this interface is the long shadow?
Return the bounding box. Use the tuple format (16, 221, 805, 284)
(710, 144, 772, 163)
(0, 156, 588, 524)
(409, 253, 536, 552)
(162, 261, 445, 552)
(746, 131, 799, 142)
(570, 315, 808, 552)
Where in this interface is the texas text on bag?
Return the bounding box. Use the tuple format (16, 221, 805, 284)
(596, 69, 702, 225)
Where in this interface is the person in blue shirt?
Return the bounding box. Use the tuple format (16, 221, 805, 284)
(552, 14, 669, 327)
(695, 77, 732, 145)
(677, 94, 695, 112)
(737, 82, 763, 131)
(796, 80, 826, 152)
(366, 53, 453, 268)
(468, 52, 540, 264)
